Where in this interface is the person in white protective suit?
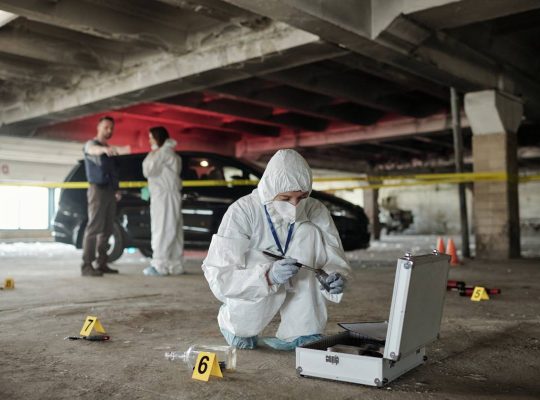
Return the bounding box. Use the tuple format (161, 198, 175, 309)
(142, 126, 184, 276)
(202, 149, 350, 350)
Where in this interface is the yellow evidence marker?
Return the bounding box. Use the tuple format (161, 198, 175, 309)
(471, 286, 490, 302)
(80, 316, 107, 336)
(192, 352, 223, 382)
(4, 278, 14, 289)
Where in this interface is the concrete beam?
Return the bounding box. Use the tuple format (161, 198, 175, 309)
(371, 0, 540, 36)
(162, 92, 380, 129)
(297, 153, 370, 173)
(223, 120, 281, 137)
(160, 95, 279, 125)
(333, 53, 448, 101)
(319, 103, 385, 126)
(370, 0, 453, 39)
(161, 94, 288, 127)
(371, 14, 540, 120)
(413, 135, 454, 149)
(223, 0, 372, 37)
(405, 0, 540, 31)
(0, 58, 69, 84)
(0, 9, 17, 27)
(155, 0, 257, 23)
(223, 0, 473, 90)
(225, 0, 540, 120)
(307, 146, 376, 161)
(0, 23, 324, 134)
(208, 80, 385, 126)
(236, 112, 470, 158)
(33, 114, 240, 155)
(448, 22, 540, 83)
(464, 91, 523, 135)
(0, 0, 188, 50)
(369, 141, 424, 156)
(120, 103, 281, 137)
(271, 113, 328, 132)
(116, 111, 247, 137)
(0, 27, 120, 70)
(256, 147, 371, 173)
(263, 64, 416, 115)
(11, 18, 143, 55)
(211, 79, 329, 114)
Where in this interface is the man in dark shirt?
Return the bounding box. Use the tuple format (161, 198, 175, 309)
(81, 116, 121, 276)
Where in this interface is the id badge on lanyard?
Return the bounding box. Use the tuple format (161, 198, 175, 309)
(264, 205, 296, 291)
(264, 205, 294, 255)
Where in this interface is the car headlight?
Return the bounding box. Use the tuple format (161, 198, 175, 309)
(323, 201, 357, 219)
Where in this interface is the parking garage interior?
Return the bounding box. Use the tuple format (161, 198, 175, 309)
(1, 1, 540, 399)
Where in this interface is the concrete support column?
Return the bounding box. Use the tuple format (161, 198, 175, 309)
(363, 187, 381, 240)
(464, 90, 523, 259)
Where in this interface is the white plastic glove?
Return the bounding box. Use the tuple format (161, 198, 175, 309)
(269, 258, 299, 285)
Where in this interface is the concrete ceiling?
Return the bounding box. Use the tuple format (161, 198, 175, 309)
(1, 0, 540, 172)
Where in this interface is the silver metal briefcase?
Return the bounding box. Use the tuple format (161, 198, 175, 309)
(295, 251, 451, 387)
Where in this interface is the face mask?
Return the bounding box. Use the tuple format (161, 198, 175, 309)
(272, 200, 305, 223)
(151, 143, 159, 151)
(296, 199, 306, 217)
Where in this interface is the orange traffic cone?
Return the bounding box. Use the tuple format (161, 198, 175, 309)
(446, 238, 461, 266)
(436, 237, 445, 254)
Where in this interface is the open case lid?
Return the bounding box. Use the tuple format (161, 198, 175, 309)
(383, 252, 450, 361)
(338, 321, 388, 342)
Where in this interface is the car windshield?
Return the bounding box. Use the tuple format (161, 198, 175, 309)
(182, 157, 259, 182)
(187, 157, 224, 180)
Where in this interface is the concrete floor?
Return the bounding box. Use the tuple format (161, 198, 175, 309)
(0, 236, 539, 399)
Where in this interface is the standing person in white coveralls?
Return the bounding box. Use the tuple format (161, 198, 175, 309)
(203, 149, 350, 350)
(142, 126, 184, 276)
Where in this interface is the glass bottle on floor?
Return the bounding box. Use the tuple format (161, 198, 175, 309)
(165, 344, 237, 371)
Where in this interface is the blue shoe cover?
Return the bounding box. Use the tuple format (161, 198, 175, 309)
(143, 266, 167, 276)
(220, 328, 258, 350)
(261, 334, 323, 351)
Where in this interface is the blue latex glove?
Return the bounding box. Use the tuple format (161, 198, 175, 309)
(325, 272, 345, 294)
(269, 258, 299, 285)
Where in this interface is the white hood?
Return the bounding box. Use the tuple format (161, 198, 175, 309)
(257, 149, 313, 205)
(162, 138, 177, 149)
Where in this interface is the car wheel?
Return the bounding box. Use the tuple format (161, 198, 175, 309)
(107, 222, 125, 263)
(139, 246, 153, 258)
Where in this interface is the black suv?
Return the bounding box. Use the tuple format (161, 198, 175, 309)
(53, 151, 370, 261)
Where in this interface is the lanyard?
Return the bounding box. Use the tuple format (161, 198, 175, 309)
(264, 205, 295, 256)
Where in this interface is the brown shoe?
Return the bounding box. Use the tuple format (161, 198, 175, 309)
(97, 265, 119, 274)
(82, 264, 103, 277)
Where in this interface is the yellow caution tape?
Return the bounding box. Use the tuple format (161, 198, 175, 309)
(0, 172, 539, 191)
(520, 174, 540, 183)
(0, 179, 260, 189)
(313, 171, 509, 183)
(0, 181, 85, 189)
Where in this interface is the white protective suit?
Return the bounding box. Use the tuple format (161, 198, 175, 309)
(202, 149, 351, 341)
(142, 139, 184, 274)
